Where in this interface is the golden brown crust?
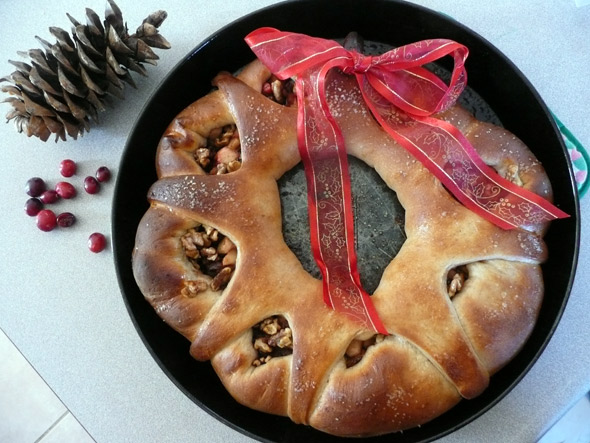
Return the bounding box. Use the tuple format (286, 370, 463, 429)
(451, 260, 544, 374)
(155, 60, 273, 178)
(133, 205, 219, 339)
(132, 60, 553, 436)
(211, 333, 291, 416)
(437, 106, 554, 236)
(309, 335, 461, 436)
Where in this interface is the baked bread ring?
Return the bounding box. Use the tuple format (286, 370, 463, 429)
(132, 59, 552, 437)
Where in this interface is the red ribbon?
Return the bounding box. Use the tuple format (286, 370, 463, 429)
(245, 27, 569, 333)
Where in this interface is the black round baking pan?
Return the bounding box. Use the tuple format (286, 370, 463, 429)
(112, 1, 580, 441)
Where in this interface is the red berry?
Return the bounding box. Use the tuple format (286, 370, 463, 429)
(84, 176, 100, 194)
(214, 147, 239, 165)
(25, 198, 44, 216)
(95, 166, 111, 183)
(26, 177, 46, 197)
(55, 181, 76, 199)
(88, 232, 106, 253)
(39, 190, 60, 204)
(262, 82, 273, 96)
(59, 159, 77, 177)
(36, 209, 57, 232)
(57, 212, 76, 228)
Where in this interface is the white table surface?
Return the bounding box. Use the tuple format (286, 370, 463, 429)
(0, 1, 588, 442)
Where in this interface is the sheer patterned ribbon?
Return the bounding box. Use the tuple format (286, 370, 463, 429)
(245, 28, 568, 333)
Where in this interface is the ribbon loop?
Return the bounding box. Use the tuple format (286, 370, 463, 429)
(245, 28, 569, 333)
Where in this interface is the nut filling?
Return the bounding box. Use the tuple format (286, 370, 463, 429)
(193, 77, 295, 175)
(262, 75, 296, 106)
(180, 224, 237, 297)
(447, 265, 469, 297)
(345, 334, 385, 368)
(194, 124, 242, 175)
(252, 315, 293, 367)
(500, 163, 524, 187)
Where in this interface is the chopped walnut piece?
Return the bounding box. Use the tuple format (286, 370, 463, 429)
(252, 356, 271, 367)
(201, 247, 218, 260)
(211, 267, 233, 291)
(193, 124, 242, 175)
(261, 75, 296, 106)
(227, 160, 241, 173)
(254, 337, 272, 353)
(269, 327, 293, 348)
(195, 148, 211, 169)
(227, 137, 240, 152)
(204, 225, 218, 240)
(345, 339, 363, 358)
(271, 79, 283, 102)
(503, 163, 524, 186)
(222, 249, 237, 267)
(448, 273, 464, 297)
(447, 265, 469, 297)
(214, 164, 227, 175)
(252, 315, 293, 367)
(217, 236, 236, 255)
(213, 126, 234, 147)
(181, 280, 208, 298)
(190, 229, 208, 247)
(181, 235, 199, 259)
(344, 334, 384, 368)
(260, 317, 280, 335)
(180, 224, 237, 295)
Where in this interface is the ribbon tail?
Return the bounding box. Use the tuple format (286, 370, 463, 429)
(357, 75, 569, 229)
(297, 71, 388, 334)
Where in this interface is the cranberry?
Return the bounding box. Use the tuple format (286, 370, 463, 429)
(215, 147, 239, 165)
(26, 177, 47, 197)
(25, 198, 44, 216)
(57, 212, 76, 227)
(95, 166, 111, 183)
(36, 209, 57, 232)
(59, 159, 77, 177)
(262, 82, 273, 96)
(55, 181, 76, 199)
(39, 190, 60, 204)
(88, 232, 106, 253)
(84, 176, 100, 194)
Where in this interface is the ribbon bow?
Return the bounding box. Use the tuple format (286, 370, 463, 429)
(245, 28, 568, 333)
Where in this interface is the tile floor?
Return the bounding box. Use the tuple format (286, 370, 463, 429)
(0, 328, 94, 443)
(0, 325, 589, 443)
(538, 392, 590, 443)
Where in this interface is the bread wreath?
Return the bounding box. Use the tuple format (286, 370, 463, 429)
(132, 59, 552, 436)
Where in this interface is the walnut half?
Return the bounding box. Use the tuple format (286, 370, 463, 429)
(447, 265, 469, 297)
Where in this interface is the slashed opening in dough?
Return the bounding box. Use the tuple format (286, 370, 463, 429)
(446, 265, 469, 298)
(193, 76, 296, 176)
(261, 74, 296, 106)
(180, 223, 237, 296)
(251, 315, 293, 367)
(491, 162, 524, 187)
(344, 333, 386, 368)
(194, 124, 242, 175)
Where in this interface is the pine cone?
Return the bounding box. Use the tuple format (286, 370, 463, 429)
(0, 0, 170, 142)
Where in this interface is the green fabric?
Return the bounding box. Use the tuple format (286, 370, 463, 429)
(553, 113, 589, 199)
